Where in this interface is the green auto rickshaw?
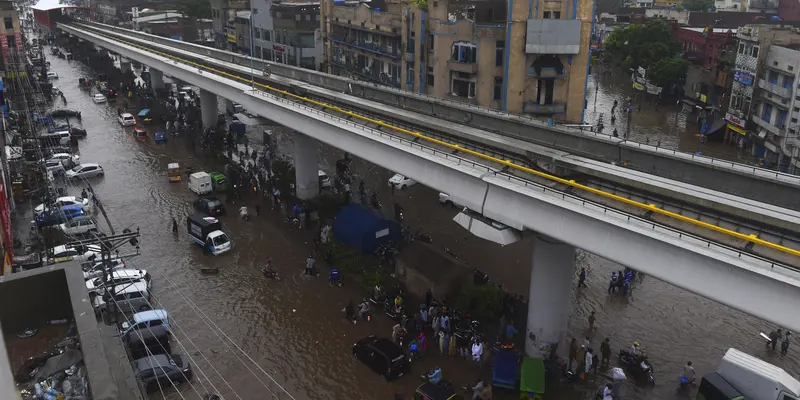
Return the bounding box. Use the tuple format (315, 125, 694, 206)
(209, 172, 228, 192)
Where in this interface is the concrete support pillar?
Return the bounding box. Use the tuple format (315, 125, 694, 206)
(293, 132, 320, 200)
(120, 60, 131, 73)
(225, 99, 235, 114)
(199, 89, 218, 129)
(526, 234, 576, 359)
(150, 68, 165, 92)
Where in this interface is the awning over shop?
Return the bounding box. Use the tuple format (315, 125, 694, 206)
(727, 123, 746, 135)
(453, 210, 521, 246)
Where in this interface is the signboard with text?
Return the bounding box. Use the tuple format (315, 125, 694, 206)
(725, 111, 746, 128)
(0, 33, 8, 64)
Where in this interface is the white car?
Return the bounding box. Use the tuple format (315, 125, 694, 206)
(59, 216, 98, 235)
(83, 258, 127, 280)
(118, 113, 136, 126)
(43, 159, 66, 175)
(43, 152, 80, 166)
(438, 192, 462, 208)
(85, 269, 151, 299)
(66, 163, 104, 179)
(34, 196, 91, 215)
(46, 71, 58, 79)
(92, 93, 107, 103)
(388, 173, 417, 190)
(45, 244, 103, 264)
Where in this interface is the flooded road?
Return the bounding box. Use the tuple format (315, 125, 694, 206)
(584, 70, 758, 164)
(41, 49, 800, 400)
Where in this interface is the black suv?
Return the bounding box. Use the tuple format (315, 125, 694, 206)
(352, 336, 409, 381)
(133, 353, 192, 392)
(193, 197, 225, 216)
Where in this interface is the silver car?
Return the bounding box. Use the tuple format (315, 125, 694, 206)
(66, 163, 104, 179)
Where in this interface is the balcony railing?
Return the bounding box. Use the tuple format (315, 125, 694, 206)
(447, 59, 478, 74)
(330, 59, 401, 88)
(328, 35, 400, 60)
(751, 114, 782, 135)
(524, 102, 566, 114)
(758, 79, 792, 99)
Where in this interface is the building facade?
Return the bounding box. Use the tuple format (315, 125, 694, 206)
(210, 0, 250, 49)
(727, 25, 800, 172)
(779, 0, 800, 21)
(247, 0, 323, 70)
(320, 0, 593, 123)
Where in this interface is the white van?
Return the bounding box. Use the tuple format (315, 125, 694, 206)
(38, 131, 71, 146)
(119, 309, 170, 337)
(188, 172, 213, 195)
(86, 269, 151, 299)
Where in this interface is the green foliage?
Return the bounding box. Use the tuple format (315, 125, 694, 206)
(452, 285, 504, 323)
(409, 0, 428, 10)
(648, 57, 689, 86)
(602, 20, 682, 71)
(270, 158, 296, 196)
(681, 0, 714, 11)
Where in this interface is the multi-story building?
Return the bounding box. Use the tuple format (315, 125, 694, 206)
(0, 0, 21, 74)
(244, 0, 323, 69)
(779, 0, 800, 21)
(210, 0, 250, 49)
(320, 0, 593, 123)
(727, 24, 800, 172)
(746, 0, 780, 13)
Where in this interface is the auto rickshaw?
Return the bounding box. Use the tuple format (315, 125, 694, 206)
(133, 128, 148, 141)
(209, 172, 228, 192)
(168, 163, 182, 182)
(519, 357, 545, 400)
(138, 108, 152, 123)
(413, 383, 464, 400)
(492, 346, 520, 390)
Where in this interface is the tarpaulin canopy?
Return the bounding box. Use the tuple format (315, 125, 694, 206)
(333, 204, 401, 254)
(34, 349, 83, 380)
(32, 0, 86, 11)
(519, 357, 545, 395)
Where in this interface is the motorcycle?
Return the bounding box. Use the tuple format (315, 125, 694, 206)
(383, 297, 404, 322)
(618, 349, 655, 386)
(262, 267, 280, 281)
(358, 303, 372, 322)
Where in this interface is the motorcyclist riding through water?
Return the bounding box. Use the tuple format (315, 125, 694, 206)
(239, 205, 250, 220)
(263, 259, 278, 279)
(394, 294, 404, 314)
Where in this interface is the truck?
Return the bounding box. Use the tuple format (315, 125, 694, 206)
(188, 171, 212, 195)
(187, 213, 231, 256)
(697, 348, 800, 400)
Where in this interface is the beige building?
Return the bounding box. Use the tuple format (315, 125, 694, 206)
(320, 0, 593, 123)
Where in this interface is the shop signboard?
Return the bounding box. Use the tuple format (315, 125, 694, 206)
(734, 70, 754, 86)
(725, 111, 746, 128)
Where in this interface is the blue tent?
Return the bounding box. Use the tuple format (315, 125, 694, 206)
(332, 204, 401, 254)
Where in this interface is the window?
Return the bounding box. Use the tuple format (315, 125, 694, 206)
(778, 109, 788, 128)
(783, 76, 794, 89)
(254, 29, 260, 39)
(3, 17, 11, 30)
(263, 29, 271, 41)
(496, 41, 504, 67)
(763, 103, 773, 122)
(295, 14, 301, 21)
(543, 11, 561, 19)
(299, 34, 315, 48)
(390, 64, 400, 80)
(407, 39, 415, 54)
(306, 14, 311, 21)
(794, 107, 799, 112)
(451, 42, 477, 63)
(789, 65, 794, 71)
(316, 15, 321, 21)
(738, 43, 745, 54)
(429, 34, 434, 51)
(768, 70, 778, 84)
(494, 77, 503, 100)
(752, 46, 759, 57)
(792, 118, 798, 123)
(427, 66, 434, 86)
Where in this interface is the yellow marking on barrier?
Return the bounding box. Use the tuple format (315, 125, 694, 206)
(90, 29, 800, 259)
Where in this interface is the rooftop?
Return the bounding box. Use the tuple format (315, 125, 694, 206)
(31, 0, 85, 11)
(682, 27, 738, 34)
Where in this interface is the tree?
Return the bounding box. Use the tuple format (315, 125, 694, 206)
(647, 57, 689, 86)
(682, 0, 714, 11)
(602, 19, 682, 71)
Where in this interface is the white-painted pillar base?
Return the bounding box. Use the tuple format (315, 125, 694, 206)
(293, 132, 320, 200)
(199, 89, 218, 129)
(525, 234, 576, 359)
(150, 68, 165, 92)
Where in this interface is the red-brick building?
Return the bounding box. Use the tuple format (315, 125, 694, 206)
(674, 27, 737, 68)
